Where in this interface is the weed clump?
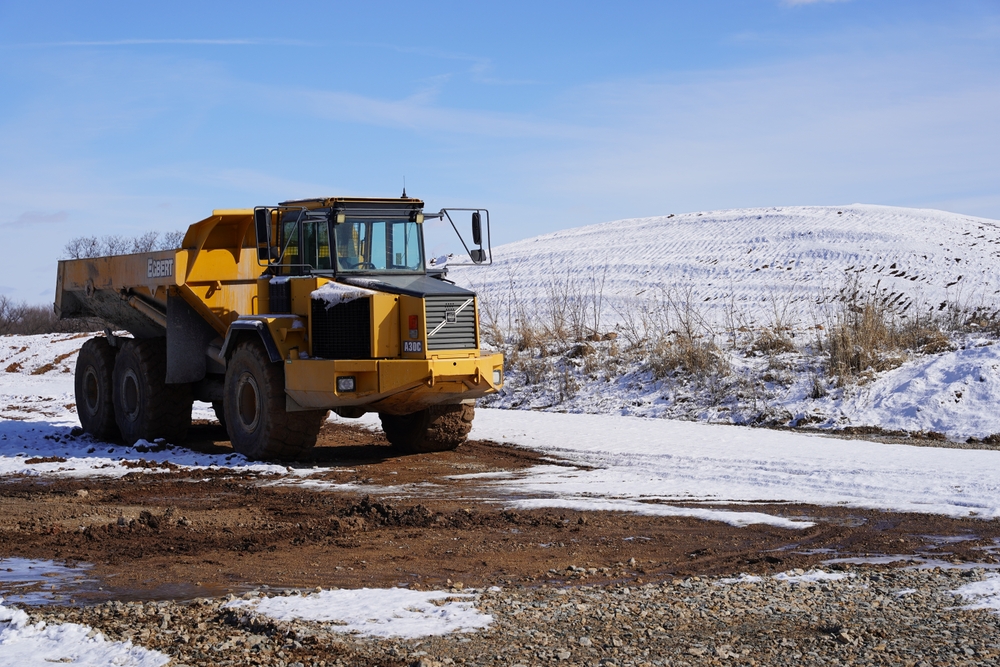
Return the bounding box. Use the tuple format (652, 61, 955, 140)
(827, 286, 956, 384)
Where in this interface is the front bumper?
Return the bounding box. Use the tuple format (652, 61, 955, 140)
(283, 353, 504, 414)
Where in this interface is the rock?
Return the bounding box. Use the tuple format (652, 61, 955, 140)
(579, 637, 593, 647)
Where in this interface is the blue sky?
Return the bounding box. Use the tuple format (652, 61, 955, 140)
(1, 0, 998, 303)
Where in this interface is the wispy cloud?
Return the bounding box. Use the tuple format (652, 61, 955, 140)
(1, 211, 68, 227)
(284, 85, 586, 140)
(344, 41, 539, 86)
(4, 38, 312, 49)
(782, 0, 852, 6)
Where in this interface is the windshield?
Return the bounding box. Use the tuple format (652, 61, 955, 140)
(333, 218, 425, 273)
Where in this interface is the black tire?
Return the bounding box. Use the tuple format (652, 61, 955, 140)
(224, 340, 325, 461)
(380, 404, 474, 454)
(112, 338, 193, 445)
(74, 337, 120, 440)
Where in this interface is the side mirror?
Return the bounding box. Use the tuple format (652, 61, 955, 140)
(254, 208, 271, 262)
(471, 211, 482, 246)
(470, 248, 486, 263)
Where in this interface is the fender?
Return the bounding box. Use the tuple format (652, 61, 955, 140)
(220, 317, 283, 363)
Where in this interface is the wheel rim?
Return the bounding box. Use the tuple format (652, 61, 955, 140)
(121, 369, 140, 422)
(236, 372, 261, 432)
(82, 366, 101, 415)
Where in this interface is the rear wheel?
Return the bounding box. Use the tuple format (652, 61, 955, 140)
(74, 337, 120, 440)
(112, 338, 193, 445)
(380, 404, 474, 454)
(224, 340, 325, 461)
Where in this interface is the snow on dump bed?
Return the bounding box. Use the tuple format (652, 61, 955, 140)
(448, 204, 1000, 327)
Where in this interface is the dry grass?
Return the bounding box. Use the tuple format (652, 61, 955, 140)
(478, 271, 998, 409)
(826, 287, 959, 384)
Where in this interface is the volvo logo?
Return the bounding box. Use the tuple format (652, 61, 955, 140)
(427, 298, 474, 337)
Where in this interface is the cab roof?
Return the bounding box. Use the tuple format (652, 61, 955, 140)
(278, 196, 424, 209)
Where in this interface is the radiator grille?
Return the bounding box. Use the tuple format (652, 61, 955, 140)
(269, 280, 291, 313)
(311, 298, 371, 359)
(425, 295, 478, 351)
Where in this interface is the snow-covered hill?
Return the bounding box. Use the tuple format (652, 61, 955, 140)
(447, 204, 1000, 441)
(450, 204, 1000, 329)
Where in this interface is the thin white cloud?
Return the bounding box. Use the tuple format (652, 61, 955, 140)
(0, 211, 69, 228)
(782, 0, 851, 5)
(283, 85, 588, 140)
(4, 38, 312, 49)
(345, 41, 540, 86)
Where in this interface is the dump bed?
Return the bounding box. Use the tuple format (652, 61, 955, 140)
(55, 210, 262, 338)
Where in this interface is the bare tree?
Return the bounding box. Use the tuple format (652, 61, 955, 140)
(160, 230, 184, 249)
(62, 230, 185, 259)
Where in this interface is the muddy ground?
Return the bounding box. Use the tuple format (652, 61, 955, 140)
(2, 420, 1000, 606)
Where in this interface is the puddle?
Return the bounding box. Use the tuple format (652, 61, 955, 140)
(919, 534, 979, 546)
(822, 555, 1000, 571)
(76, 580, 264, 605)
(0, 558, 96, 605)
(0, 558, 272, 606)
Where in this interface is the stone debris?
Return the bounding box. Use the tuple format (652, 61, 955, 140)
(17, 565, 1000, 666)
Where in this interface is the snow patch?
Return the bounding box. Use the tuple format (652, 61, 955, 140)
(0, 599, 169, 667)
(774, 569, 849, 584)
(310, 281, 375, 307)
(952, 573, 1000, 613)
(463, 409, 1000, 521)
(226, 588, 492, 638)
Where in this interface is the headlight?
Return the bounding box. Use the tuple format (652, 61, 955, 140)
(336, 376, 356, 392)
(493, 369, 502, 385)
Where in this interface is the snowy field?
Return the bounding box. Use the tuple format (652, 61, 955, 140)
(449, 204, 1000, 328)
(446, 204, 1000, 440)
(478, 332, 1000, 441)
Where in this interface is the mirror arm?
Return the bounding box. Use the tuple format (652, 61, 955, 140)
(437, 208, 492, 266)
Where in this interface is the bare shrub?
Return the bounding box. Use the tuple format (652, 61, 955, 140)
(0, 295, 103, 335)
(828, 298, 905, 382)
(751, 328, 796, 355)
(644, 289, 729, 380)
(826, 283, 955, 384)
(648, 333, 726, 378)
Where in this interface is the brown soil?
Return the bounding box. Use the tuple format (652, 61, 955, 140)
(2, 420, 1000, 605)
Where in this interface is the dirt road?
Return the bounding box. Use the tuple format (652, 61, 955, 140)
(3, 420, 999, 606)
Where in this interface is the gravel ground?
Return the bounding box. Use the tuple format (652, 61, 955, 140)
(22, 564, 1000, 667)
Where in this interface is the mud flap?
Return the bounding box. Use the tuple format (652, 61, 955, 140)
(166, 295, 220, 384)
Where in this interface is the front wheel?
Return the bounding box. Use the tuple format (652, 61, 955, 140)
(223, 341, 325, 461)
(380, 404, 474, 454)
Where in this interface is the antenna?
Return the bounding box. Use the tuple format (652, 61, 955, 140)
(401, 176, 407, 199)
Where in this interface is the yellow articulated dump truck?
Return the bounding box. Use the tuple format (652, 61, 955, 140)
(55, 196, 503, 460)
